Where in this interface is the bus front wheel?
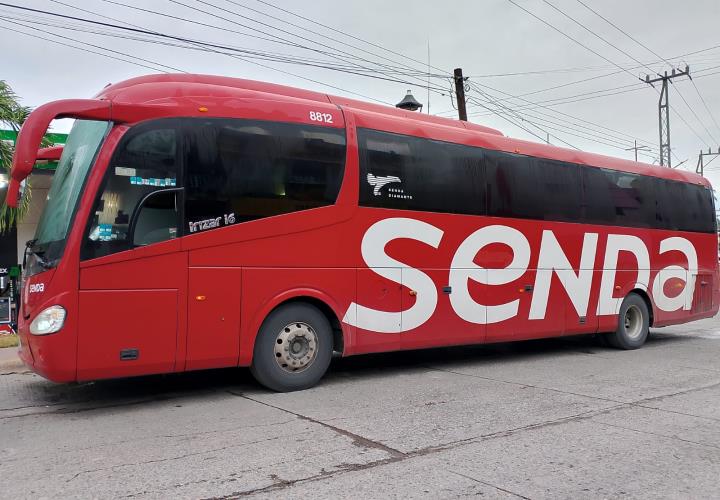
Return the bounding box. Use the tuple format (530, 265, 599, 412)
(606, 293, 650, 350)
(250, 303, 333, 392)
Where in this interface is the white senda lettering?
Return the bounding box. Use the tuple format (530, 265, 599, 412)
(449, 225, 530, 324)
(597, 234, 650, 315)
(652, 237, 698, 312)
(529, 231, 598, 320)
(342, 218, 443, 333)
(344, 218, 701, 333)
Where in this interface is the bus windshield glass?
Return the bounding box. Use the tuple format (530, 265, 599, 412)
(28, 120, 109, 273)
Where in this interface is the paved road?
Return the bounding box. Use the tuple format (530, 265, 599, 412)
(2, 318, 720, 499)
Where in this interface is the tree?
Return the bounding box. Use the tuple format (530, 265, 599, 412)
(0, 80, 35, 233)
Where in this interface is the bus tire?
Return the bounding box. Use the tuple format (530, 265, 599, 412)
(606, 293, 649, 350)
(250, 303, 333, 392)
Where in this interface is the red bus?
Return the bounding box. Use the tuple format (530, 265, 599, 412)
(8, 74, 718, 392)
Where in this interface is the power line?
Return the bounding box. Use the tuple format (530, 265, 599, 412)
(0, 2, 450, 103)
(251, 0, 439, 76)
(465, 50, 720, 115)
(570, 0, 717, 155)
(462, 82, 648, 149)
(19, 0, 610, 151)
(465, 82, 647, 114)
(539, 0, 651, 72)
(464, 81, 647, 152)
(690, 78, 720, 139)
(222, 0, 674, 154)
(506, 0, 684, 154)
(508, 0, 707, 162)
(7, 0, 679, 158)
(573, 0, 669, 65)
(669, 80, 716, 147)
(0, 19, 180, 73)
(246, 0, 629, 149)
(466, 84, 659, 156)
(505, 0, 641, 81)
(216, 0, 446, 79)
(466, 94, 560, 146)
(104, 0, 449, 91)
(98, 0, 425, 79)
(464, 54, 720, 79)
(437, 79, 658, 150)
(464, 56, 720, 107)
(464, 80, 658, 150)
(170, 0, 387, 73)
(57, 0, 309, 53)
(22, 8, 429, 76)
(1, 12, 416, 76)
(4, 10, 449, 90)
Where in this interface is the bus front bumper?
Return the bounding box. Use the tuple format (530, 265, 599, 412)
(16, 320, 77, 383)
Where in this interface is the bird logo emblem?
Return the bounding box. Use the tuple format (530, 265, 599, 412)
(367, 173, 402, 196)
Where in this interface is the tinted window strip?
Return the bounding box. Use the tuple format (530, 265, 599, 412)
(358, 128, 716, 234)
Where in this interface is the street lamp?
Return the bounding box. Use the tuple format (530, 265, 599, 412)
(396, 90, 423, 112)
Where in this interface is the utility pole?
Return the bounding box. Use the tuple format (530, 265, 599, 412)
(624, 140, 651, 162)
(454, 68, 468, 121)
(643, 66, 690, 167)
(696, 147, 720, 177)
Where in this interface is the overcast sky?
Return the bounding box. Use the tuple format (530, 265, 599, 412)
(3, 0, 720, 184)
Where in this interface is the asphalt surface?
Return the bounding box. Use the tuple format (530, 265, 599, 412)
(2, 317, 720, 499)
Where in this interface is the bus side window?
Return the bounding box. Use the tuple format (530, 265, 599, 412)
(183, 118, 346, 231)
(485, 150, 538, 220)
(583, 168, 656, 229)
(657, 180, 716, 233)
(358, 129, 483, 216)
(82, 124, 179, 260)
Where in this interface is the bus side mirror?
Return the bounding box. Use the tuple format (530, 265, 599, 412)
(129, 188, 182, 247)
(37, 146, 63, 163)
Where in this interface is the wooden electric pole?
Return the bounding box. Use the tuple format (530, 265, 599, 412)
(454, 68, 468, 121)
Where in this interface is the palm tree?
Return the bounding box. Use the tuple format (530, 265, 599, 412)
(0, 80, 35, 233)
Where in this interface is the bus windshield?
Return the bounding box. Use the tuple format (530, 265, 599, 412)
(27, 120, 109, 273)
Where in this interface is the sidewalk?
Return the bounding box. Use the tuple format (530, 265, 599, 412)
(0, 346, 25, 372)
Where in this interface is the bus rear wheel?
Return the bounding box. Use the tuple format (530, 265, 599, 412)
(606, 293, 649, 350)
(250, 303, 333, 392)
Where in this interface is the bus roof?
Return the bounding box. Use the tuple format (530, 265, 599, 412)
(96, 73, 710, 189)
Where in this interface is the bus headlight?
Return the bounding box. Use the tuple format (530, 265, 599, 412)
(29, 305, 67, 335)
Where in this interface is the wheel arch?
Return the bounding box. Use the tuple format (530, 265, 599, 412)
(628, 288, 655, 327)
(278, 296, 345, 355)
(247, 288, 348, 363)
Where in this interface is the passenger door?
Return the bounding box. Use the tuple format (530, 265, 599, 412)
(77, 120, 186, 380)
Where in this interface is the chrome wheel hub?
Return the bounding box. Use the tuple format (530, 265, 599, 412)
(274, 322, 318, 373)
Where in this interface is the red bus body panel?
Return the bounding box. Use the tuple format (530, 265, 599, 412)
(13, 74, 719, 383)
